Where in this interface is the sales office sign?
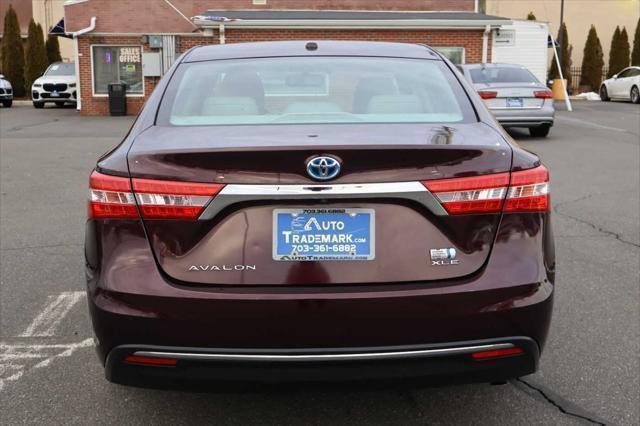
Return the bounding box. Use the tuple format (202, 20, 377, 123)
(119, 47, 141, 63)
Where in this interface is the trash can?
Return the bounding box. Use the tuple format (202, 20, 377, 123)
(551, 79, 567, 100)
(107, 83, 127, 116)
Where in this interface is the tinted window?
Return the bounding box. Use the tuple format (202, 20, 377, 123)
(616, 69, 631, 78)
(469, 67, 539, 84)
(617, 68, 640, 78)
(158, 57, 476, 126)
(45, 63, 75, 76)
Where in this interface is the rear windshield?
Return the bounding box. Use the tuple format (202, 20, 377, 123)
(469, 67, 539, 84)
(45, 63, 75, 76)
(158, 57, 476, 126)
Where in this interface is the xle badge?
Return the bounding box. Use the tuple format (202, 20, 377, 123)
(430, 248, 460, 266)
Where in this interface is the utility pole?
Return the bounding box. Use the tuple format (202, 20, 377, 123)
(558, 0, 565, 70)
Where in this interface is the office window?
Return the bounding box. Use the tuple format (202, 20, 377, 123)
(92, 46, 143, 95)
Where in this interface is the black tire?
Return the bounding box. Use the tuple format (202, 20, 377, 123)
(529, 124, 551, 138)
(33, 101, 44, 109)
(2, 100, 11, 108)
(631, 86, 640, 104)
(55, 101, 65, 107)
(599, 85, 610, 101)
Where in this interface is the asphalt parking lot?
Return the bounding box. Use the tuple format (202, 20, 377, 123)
(1, 101, 638, 425)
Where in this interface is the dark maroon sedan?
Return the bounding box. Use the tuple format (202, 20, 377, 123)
(85, 41, 554, 386)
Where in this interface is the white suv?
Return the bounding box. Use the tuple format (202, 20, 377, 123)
(32, 62, 77, 108)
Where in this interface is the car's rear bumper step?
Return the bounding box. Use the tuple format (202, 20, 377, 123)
(105, 337, 539, 385)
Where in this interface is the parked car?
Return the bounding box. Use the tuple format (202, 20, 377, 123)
(31, 62, 77, 108)
(458, 63, 555, 137)
(86, 41, 554, 386)
(600, 66, 640, 104)
(0, 74, 13, 107)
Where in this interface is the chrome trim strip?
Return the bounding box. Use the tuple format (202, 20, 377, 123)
(496, 116, 554, 121)
(134, 343, 514, 362)
(198, 182, 448, 220)
(489, 106, 543, 110)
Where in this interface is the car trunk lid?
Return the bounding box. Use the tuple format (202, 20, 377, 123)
(127, 122, 513, 286)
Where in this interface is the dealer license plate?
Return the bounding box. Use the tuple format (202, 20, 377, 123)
(506, 97, 523, 107)
(273, 208, 375, 261)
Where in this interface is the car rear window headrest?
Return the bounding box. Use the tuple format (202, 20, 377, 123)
(283, 101, 343, 114)
(366, 95, 424, 114)
(202, 97, 259, 116)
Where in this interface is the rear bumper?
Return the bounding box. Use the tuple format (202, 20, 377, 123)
(89, 281, 553, 385)
(491, 102, 555, 128)
(496, 117, 554, 128)
(86, 210, 555, 385)
(105, 337, 539, 385)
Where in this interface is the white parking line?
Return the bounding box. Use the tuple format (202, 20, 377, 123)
(0, 339, 93, 392)
(19, 291, 86, 337)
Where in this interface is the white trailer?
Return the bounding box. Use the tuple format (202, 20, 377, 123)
(491, 19, 549, 84)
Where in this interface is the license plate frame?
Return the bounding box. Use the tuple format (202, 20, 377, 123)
(506, 97, 523, 108)
(273, 208, 375, 261)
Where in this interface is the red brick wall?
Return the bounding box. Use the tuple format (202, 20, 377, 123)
(80, 30, 488, 116)
(65, 0, 475, 33)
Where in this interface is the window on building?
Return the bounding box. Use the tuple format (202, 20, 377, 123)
(434, 47, 466, 65)
(92, 46, 143, 95)
(477, 0, 487, 14)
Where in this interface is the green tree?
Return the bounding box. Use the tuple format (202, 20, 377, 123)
(619, 27, 631, 69)
(580, 25, 604, 91)
(608, 27, 621, 77)
(527, 12, 537, 20)
(632, 17, 640, 65)
(549, 23, 572, 87)
(608, 26, 631, 77)
(45, 35, 62, 64)
(24, 19, 48, 91)
(1, 5, 25, 97)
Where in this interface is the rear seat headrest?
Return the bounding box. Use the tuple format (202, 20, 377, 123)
(366, 95, 424, 114)
(202, 97, 259, 115)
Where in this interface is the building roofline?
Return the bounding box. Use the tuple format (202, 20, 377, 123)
(193, 19, 509, 30)
(193, 10, 510, 30)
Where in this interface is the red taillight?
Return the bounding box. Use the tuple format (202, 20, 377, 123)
(478, 90, 498, 99)
(124, 355, 178, 367)
(88, 171, 225, 220)
(504, 165, 550, 212)
(534, 90, 553, 99)
(422, 165, 549, 215)
(422, 173, 510, 214)
(132, 178, 224, 219)
(471, 347, 523, 360)
(88, 172, 138, 219)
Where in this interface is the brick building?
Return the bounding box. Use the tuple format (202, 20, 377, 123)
(61, 0, 510, 116)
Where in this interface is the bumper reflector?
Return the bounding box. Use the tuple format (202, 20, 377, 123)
(471, 347, 524, 360)
(124, 355, 178, 367)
